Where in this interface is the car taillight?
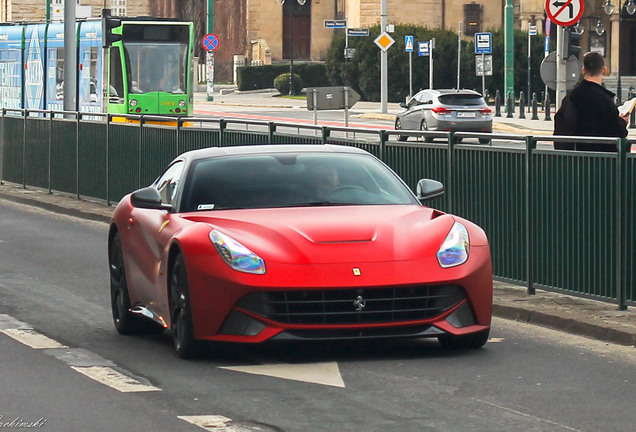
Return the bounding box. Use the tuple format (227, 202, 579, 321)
(432, 107, 451, 114)
(480, 107, 492, 114)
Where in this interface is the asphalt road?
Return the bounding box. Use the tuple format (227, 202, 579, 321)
(1, 199, 636, 432)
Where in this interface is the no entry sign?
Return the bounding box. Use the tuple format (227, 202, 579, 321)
(545, 0, 584, 27)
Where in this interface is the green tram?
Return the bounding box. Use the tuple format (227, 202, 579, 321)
(106, 18, 194, 120)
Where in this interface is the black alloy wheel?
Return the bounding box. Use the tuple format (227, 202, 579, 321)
(170, 254, 197, 359)
(109, 233, 136, 334)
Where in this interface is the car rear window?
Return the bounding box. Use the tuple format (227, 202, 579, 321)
(438, 94, 485, 106)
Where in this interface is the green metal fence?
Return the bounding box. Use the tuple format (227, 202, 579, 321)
(1, 109, 634, 309)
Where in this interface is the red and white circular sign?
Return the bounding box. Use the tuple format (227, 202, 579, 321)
(545, 0, 584, 27)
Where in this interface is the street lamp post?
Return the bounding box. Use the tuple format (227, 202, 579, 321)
(603, 0, 636, 104)
(276, 0, 307, 95)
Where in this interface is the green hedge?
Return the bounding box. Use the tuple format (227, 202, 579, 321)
(236, 63, 328, 91)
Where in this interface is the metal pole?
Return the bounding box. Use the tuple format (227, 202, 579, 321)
(380, 0, 387, 113)
(528, 29, 531, 112)
(555, 25, 566, 109)
(481, 52, 485, 96)
(409, 51, 413, 97)
(457, 21, 462, 90)
(617, 2, 623, 104)
(429, 39, 434, 89)
(63, 0, 77, 114)
(289, 3, 294, 95)
(344, 87, 349, 128)
(206, 0, 214, 101)
(504, 0, 514, 100)
(313, 89, 318, 125)
(46, 0, 51, 22)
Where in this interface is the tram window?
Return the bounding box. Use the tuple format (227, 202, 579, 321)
(109, 48, 124, 103)
(55, 48, 64, 100)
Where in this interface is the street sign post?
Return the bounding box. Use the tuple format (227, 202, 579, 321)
(405, 36, 414, 97)
(475, 33, 492, 96)
(540, 51, 581, 90)
(306, 86, 361, 128)
(347, 28, 369, 37)
(374, 32, 395, 51)
(201, 33, 220, 102)
(418, 41, 430, 56)
(544, 0, 584, 27)
(324, 20, 347, 28)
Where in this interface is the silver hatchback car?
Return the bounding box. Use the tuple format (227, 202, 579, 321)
(395, 89, 493, 144)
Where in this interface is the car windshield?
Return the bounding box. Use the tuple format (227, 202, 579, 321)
(438, 94, 485, 106)
(181, 153, 419, 212)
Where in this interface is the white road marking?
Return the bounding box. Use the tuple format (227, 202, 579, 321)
(220, 361, 345, 388)
(178, 415, 258, 432)
(488, 337, 506, 343)
(70, 366, 161, 393)
(0, 328, 68, 349)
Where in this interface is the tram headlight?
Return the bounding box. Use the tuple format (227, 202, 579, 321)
(130, 99, 138, 107)
(178, 100, 186, 107)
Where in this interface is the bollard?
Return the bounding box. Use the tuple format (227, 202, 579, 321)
(519, 92, 526, 119)
(531, 92, 539, 120)
(629, 87, 636, 129)
(506, 91, 514, 118)
(495, 89, 501, 117)
(544, 92, 551, 121)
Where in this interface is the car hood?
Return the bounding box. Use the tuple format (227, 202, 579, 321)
(182, 205, 456, 264)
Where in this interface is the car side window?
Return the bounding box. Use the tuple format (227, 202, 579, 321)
(154, 161, 184, 205)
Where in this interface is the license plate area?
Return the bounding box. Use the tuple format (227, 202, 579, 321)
(457, 112, 476, 118)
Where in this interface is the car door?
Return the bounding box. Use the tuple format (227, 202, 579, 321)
(401, 92, 425, 130)
(126, 161, 185, 308)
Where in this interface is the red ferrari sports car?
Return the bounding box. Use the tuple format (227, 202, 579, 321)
(108, 145, 492, 358)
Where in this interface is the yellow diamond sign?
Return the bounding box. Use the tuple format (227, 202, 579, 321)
(374, 32, 395, 52)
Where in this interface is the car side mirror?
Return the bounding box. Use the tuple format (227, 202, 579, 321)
(400, 101, 407, 108)
(416, 179, 444, 202)
(131, 187, 173, 211)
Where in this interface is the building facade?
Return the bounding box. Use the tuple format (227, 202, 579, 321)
(1, 0, 635, 90)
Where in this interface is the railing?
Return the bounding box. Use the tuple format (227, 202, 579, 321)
(1, 108, 634, 309)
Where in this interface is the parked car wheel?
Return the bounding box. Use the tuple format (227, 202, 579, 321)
(420, 120, 434, 143)
(395, 119, 408, 142)
(110, 233, 138, 335)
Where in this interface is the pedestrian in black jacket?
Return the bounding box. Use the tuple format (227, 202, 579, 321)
(553, 51, 629, 151)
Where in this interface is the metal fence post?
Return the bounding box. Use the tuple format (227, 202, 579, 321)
(76, 112, 80, 199)
(22, 110, 26, 189)
(447, 132, 455, 214)
(106, 115, 111, 207)
(48, 111, 53, 194)
(526, 135, 536, 295)
(617, 138, 627, 310)
(379, 130, 388, 161)
(0, 109, 4, 184)
(138, 117, 145, 189)
(321, 126, 330, 144)
(267, 121, 275, 144)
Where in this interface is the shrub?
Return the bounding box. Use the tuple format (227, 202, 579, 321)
(236, 64, 328, 92)
(274, 73, 304, 95)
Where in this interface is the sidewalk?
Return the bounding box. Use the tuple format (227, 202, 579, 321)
(1, 181, 635, 347)
(196, 87, 636, 137)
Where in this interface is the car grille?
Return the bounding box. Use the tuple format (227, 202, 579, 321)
(236, 285, 466, 325)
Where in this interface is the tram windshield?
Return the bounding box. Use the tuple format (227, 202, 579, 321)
(124, 42, 188, 94)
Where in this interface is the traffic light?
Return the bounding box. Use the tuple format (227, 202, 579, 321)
(562, 28, 582, 60)
(102, 8, 122, 48)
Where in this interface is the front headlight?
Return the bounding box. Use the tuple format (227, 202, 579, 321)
(209, 230, 266, 274)
(436, 222, 469, 268)
(129, 99, 138, 107)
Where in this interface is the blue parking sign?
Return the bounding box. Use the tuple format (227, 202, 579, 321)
(418, 41, 430, 56)
(475, 32, 492, 54)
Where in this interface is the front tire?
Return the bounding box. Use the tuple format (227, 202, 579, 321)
(170, 254, 198, 359)
(395, 119, 408, 141)
(109, 233, 136, 335)
(438, 328, 490, 349)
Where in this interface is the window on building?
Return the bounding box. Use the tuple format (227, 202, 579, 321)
(464, 2, 483, 37)
(111, 0, 127, 16)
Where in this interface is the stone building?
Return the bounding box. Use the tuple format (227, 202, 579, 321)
(1, 0, 635, 93)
